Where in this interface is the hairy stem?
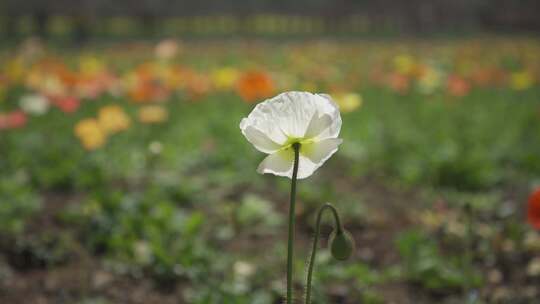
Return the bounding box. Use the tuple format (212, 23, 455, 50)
(305, 203, 343, 304)
(286, 142, 300, 304)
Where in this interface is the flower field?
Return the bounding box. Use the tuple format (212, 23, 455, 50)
(1, 37, 540, 303)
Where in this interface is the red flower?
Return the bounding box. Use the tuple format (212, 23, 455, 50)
(55, 96, 81, 113)
(0, 111, 27, 130)
(528, 188, 540, 230)
(8, 111, 27, 128)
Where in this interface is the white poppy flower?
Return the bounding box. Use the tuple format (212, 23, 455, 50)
(240, 91, 342, 179)
(19, 94, 49, 116)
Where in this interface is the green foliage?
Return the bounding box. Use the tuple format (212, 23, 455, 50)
(0, 178, 41, 235)
(396, 230, 482, 291)
(7, 232, 73, 269)
(345, 88, 540, 190)
(79, 188, 208, 282)
(235, 194, 283, 232)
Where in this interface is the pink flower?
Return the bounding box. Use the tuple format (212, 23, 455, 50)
(55, 96, 81, 113)
(0, 111, 28, 130)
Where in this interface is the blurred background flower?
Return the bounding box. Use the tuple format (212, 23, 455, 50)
(236, 70, 275, 103)
(98, 105, 131, 134)
(138, 105, 168, 124)
(19, 94, 49, 116)
(332, 92, 363, 113)
(74, 118, 106, 150)
(528, 189, 540, 230)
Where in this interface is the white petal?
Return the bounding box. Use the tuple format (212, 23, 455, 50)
(256, 138, 342, 179)
(257, 150, 294, 177)
(240, 105, 288, 145)
(240, 123, 283, 153)
(274, 152, 333, 180)
(300, 138, 343, 172)
(296, 155, 319, 179)
(304, 112, 332, 139)
(313, 94, 342, 140)
(241, 91, 341, 142)
(257, 150, 317, 179)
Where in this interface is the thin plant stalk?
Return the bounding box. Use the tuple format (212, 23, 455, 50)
(305, 203, 342, 304)
(463, 203, 476, 303)
(286, 142, 301, 303)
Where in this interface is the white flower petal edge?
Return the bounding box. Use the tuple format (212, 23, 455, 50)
(257, 138, 343, 179)
(302, 138, 343, 169)
(241, 91, 343, 179)
(257, 150, 294, 177)
(241, 125, 283, 154)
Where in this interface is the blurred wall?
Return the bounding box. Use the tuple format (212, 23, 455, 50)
(0, 0, 538, 39)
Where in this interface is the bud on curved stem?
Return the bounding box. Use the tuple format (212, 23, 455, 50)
(329, 229, 355, 261)
(304, 203, 354, 304)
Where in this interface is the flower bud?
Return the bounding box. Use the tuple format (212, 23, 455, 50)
(329, 229, 355, 261)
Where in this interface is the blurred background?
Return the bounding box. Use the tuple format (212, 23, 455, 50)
(0, 1, 539, 303)
(1, 0, 540, 41)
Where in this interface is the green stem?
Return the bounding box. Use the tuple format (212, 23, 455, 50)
(286, 142, 300, 304)
(463, 203, 474, 302)
(305, 203, 342, 304)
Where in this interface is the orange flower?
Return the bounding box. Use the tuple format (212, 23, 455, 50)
(471, 68, 493, 87)
(74, 118, 106, 150)
(125, 64, 171, 103)
(447, 75, 470, 97)
(185, 73, 211, 99)
(138, 105, 168, 124)
(128, 81, 170, 103)
(129, 82, 153, 102)
(528, 188, 540, 230)
(387, 72, 410, 94)
(98, 105, 131, 134)
(236, 71, 274, 103)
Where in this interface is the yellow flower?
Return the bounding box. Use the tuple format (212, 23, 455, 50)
(74, 118, 106, 150)
(79, 56, 106, 76)
(138, 105, 168, 124)
(511, 71, 533, 91)
(42, 76, 67, 97)
(211, 67, 240, 90)
(25, 68, 45, 90)
(98, 105, 131, 134)
(393, 54, 415, 75)
(418, 67, 443, 94)
(5, 58, 25, 82)
(332, 93, 362, 113)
